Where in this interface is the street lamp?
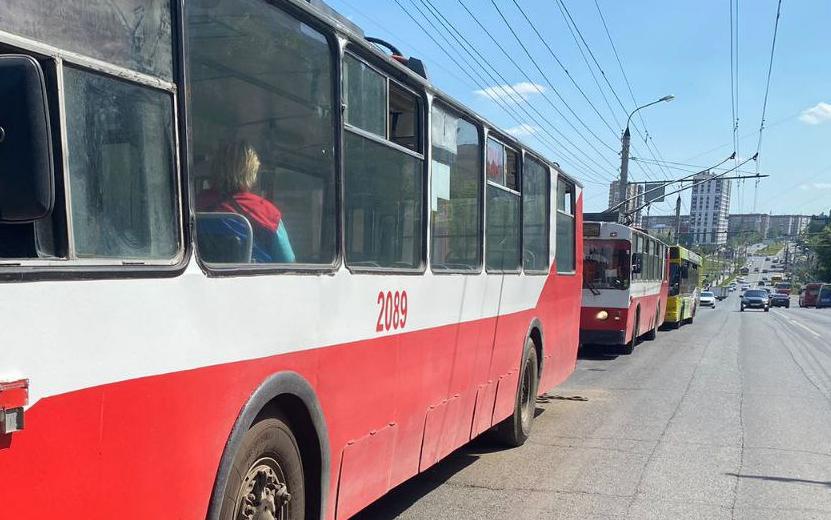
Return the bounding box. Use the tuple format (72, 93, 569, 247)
(618, 95, 675, 222)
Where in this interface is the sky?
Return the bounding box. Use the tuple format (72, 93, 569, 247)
(326, 0, 831, 216)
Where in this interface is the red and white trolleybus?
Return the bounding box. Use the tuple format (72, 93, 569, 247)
(580, 221, 669, 353)
(0, 0, 584, 518)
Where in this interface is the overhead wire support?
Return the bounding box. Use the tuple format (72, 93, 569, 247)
(625, 154, 758, 219)
(753, 0, 784, 212)
(607, 153, 736, 215)
(408, 0, 616, 182)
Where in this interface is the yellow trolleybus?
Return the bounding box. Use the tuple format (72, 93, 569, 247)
(664, 245, 701, 328)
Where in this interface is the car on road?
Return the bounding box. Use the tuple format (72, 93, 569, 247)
(769, 293, 790, 308)
(817, 284, 831, 309)
(699, 291, 716, 307)
(757, 280, 765, 286)
(741, 289, 770, 312)
(799, 283, 823, 307)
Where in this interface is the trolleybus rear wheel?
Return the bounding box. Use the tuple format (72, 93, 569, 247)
(219, 416, 305, 520)
(496, 338, 539, 447)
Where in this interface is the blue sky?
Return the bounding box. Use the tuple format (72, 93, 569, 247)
(327, 0, 831, 216)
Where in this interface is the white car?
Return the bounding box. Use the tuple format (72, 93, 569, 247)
(700, 291, 716, 307)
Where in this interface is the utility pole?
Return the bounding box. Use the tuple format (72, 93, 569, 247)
(618, 127, 631, 223)
(617, 95, 674, 223)
(674, 195, 682, 244)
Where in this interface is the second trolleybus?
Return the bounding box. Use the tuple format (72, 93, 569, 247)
(580, 221, 669, 354)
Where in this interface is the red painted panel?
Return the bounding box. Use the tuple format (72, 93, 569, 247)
(0, 256, 584, 520)
(470, 381, 497, 438)
(335, 423, 397, 520)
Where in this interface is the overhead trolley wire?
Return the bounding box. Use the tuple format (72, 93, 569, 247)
(753, 0, 784, 212)
(416, 0, 617, 179)
(593, 0, 671, 170)
(481, 0, 620, 155)
(392, 0, 612, 183)
(556, 0, 669, 183)
(411, 0, 617, 182)
(592, 0, 675, 184)
(453, 0, 625, 175)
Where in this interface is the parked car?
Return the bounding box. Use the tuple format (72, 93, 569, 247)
(799, 283, 823, 307)
(741, 289, 770, 312)
(769, 293, 790, 308)
(818, 285, 831, 309)
(700, 291, 716, 307)
(757, 281, 765, 286)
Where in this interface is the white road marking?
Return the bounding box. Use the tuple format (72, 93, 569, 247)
(774, 310, 824, 338)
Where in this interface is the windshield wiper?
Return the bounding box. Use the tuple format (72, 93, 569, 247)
(585, 278, 601, 296)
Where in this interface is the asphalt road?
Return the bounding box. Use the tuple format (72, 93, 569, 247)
(355, 257, 831, 519)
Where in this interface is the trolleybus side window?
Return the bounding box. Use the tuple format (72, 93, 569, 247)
(344, 54, 424, 270)
(555, 178, 576, 273)
(188, 0, 337, 266)
(485, 137, 520, 272)
(2, 0, 173, 80)
(430, 104, 482, 271)
(64, 67, 178, 260)
(522, 155, 549, 272)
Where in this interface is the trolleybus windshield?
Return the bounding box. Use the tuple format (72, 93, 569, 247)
(583, 239, 631, 290)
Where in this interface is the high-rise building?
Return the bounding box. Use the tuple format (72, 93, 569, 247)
(608, 181, 644, 226)
(689, 171, 731, 245)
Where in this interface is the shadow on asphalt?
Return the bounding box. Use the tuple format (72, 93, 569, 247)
(725, 472, 831, 488)
(577, 345, 621, 361)
(353, 410, 548, 519)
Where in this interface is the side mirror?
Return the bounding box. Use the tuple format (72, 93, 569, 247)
(0, 55, 54, 223)
(632, 252, 643, 274)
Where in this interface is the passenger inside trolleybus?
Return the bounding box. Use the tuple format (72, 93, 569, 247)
(197, 142, 296, 263)
(583, 240, 631, 291)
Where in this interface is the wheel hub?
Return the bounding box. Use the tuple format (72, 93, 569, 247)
(237, 459, 291, 520)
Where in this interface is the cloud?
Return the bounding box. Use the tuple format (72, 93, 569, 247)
(799, 182, 831, 190)
(505, 123, 538, 137)
(799, 102, 831, 125)
(474, 82, 545, 103)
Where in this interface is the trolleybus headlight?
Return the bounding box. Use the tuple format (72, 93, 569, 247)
(596, 310, 609, 321)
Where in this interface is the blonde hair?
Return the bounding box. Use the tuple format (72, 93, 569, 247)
(211, 141, 261, 194)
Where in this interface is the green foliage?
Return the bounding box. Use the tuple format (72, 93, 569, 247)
(806, 224, 831, 281)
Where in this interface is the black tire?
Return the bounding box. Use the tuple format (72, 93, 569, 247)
(644, 307, 659, 341)
(495, 338, 539, 447)
(622, 313, 639, 355)
(217, 417, 305, 520)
